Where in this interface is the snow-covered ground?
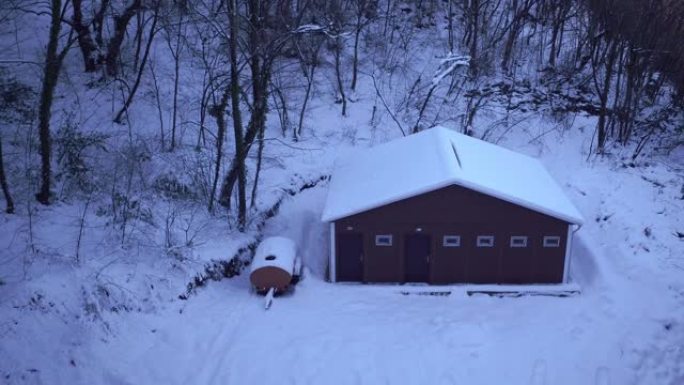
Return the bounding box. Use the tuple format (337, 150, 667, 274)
(2, 120, 683, 384)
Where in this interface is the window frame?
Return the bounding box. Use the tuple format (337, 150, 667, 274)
(476, 235, 495, 248)
(543, 236, 561, 248)
(442, 235, 461, 247)
(375, 234, 393, 247)
(509, 236, 528, 248)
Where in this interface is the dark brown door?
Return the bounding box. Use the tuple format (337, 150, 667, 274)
(404, 234, 431, 283)
(534, 234, 566, 283)
(336, 233, 364, 282)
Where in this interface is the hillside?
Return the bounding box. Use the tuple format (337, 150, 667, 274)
(0, 1, 683, 384)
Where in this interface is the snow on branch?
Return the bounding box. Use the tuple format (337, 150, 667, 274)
(432, 54, 470, 87)
(292, 24, 351, 39)
(293, 24, 326, 34)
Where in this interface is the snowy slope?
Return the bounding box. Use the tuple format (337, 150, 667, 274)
(2, 122, 682, 385)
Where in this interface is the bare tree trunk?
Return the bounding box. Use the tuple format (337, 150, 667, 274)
(469, 0, 480, 76)
(271, 79, 289, 136)
(132, 11, 144, 71)
(620, 48, 644, 144)
(447, 0, 454, 52)
(36, 0, 68, 205)
(0, 134, 14, 214)
(350, 16, 362, 92)
(106, 0, 143, 77)
(413, 85, 437, 133)
(383, 0, 392, 37)
(170, 11, 184, 151)
(334, 36, 347, 116)
(548, 2, 569, 67)
(592, 38, 618, 154)
(501, 24, 521, 72)
(501, 0, 532, 73)
(609, 41, 626, 138)
(297, 63, 315, 138)
(296, 38, 320, 138)
(72, 0, 99, 72)
(208, 88, 230, 213)
(219, 0, 247, 230)
(197, 76, 211, 150)
(150, 63, 165, 150)
(114, 9, 159, 124)
(250, 124, 264, 208)
(94, 0, 110, 47)
(218, 0, 280, 226)
(599, 42, 618, 152)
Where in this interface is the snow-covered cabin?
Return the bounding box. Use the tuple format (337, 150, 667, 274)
(322, 126, 583, 284)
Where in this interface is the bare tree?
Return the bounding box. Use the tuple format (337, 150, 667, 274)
(217, 0, 298, 229)
(208, 87, 230, 213)
(114, 6, 160, 124)
(105, 0, 143, 76)
(71, 0, 101, 72)
(36, 0, 73, 205)
(463, 0, 481, 75)
(294, 29, 324, 138)
(164, 4, 187, 151)
(0, 134, 13, 213)
(350, 0, 377, 92)
(69, 0, 143, 76)
(590, 35, 618, 153)
(500, 0, 533, 72)
(545, 0, 572, 67)
(332, 32, 347, 116)
(218, 0, 247, 229)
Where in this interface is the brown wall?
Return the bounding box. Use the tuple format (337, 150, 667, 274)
(334, 185, 569, 284)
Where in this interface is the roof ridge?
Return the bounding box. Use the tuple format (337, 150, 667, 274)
(431, 127, 462, 180)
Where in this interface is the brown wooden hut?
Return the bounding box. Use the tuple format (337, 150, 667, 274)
(322, 127, 583, 285)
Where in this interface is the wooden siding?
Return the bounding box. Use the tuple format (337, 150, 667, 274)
(334, 185, 569, 284)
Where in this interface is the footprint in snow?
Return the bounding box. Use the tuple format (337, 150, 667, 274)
(595, 366, 610, 385)
(529, 359, 547, 385)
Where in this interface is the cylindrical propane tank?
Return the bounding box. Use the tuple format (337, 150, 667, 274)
(250, 236, 298, 294)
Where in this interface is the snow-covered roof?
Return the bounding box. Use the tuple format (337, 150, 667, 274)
(321, 126, 584, 225)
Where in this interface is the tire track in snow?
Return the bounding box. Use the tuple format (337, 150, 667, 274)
(595, 366, 610, 385)
(530, 359, 547, 385)
(185, 290, 254, 385)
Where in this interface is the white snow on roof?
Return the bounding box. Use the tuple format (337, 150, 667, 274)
(321, 126, 584, 224)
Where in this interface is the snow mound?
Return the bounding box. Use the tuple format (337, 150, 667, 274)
(250, 236, 298, 273)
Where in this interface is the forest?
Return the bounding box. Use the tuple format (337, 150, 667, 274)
(0, 1, 683, 384)
(0, 0, 682, 223)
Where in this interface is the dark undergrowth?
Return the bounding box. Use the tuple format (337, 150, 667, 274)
(178, 174, 329, 300)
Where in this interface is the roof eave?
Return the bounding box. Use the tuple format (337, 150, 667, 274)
(322, 181, 584, 225)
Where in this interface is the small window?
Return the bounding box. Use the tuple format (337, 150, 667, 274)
(375, 234, 393, 246)
(265, 255, 276, 261)
(443, 235, 461, 247)
(510, 236, 528, 248)
(543, 236, 561, 248)
(476, 235, 494, 247)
